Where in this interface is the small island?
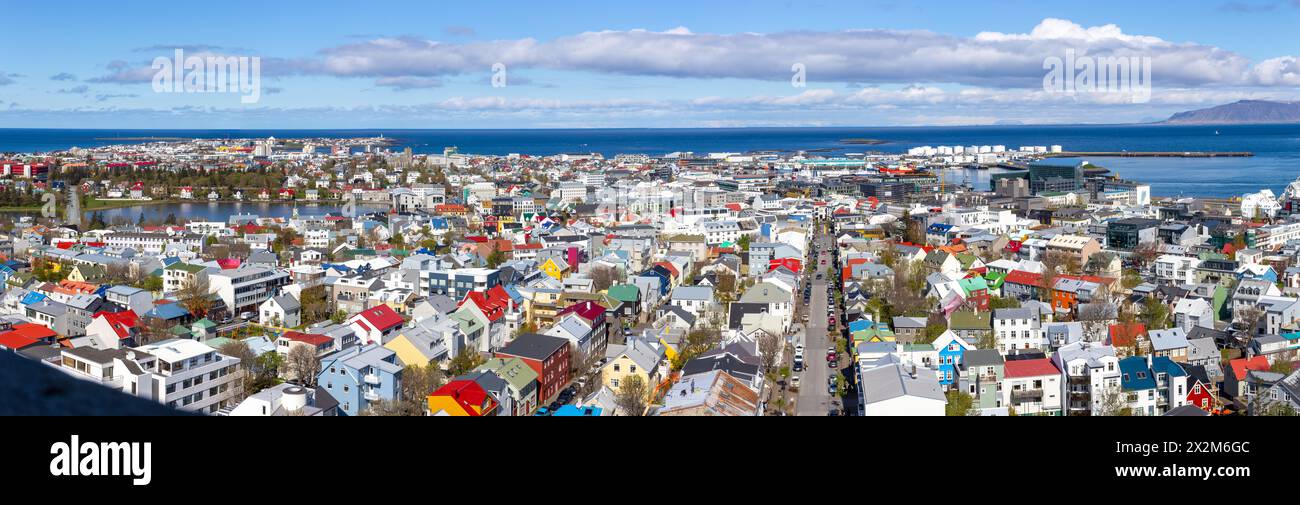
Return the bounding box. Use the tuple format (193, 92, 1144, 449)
(839, 138, 889, 145)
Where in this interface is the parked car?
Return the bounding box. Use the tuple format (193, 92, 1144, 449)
(827, 379, 837, 395)
(790, 375, 800, 389)
(793, 360, 803, 372)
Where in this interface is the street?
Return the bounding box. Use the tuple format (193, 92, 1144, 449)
(797, 231, 835, 416)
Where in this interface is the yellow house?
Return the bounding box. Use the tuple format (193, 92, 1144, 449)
(540, 257, 570, 281)
(601, 337, 667, 394)
(524, 289, 564, 327)
(67, 264, 104, 283)
(383, 330, 443, 369)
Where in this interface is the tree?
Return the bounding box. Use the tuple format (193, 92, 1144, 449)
(570, 346, 603, 398)
(1078, 303, 1116, 343)
(486, 248, 506, 268)
(1141, 296, 1169, 330)
(615, 374, 649, 416)
(916, 312, 949, 344)
(737, 234, 752, 252)
(448, 349, 486, 377)
(1235, 305, 1266, 345)
(138, 316, 173, 346)
(371, 363, 444, 416)
(136, 274, 163, 292)
(217, 341, 257, 402)
(715, 271, 737, 297)
(286, 345, 322, 387)
(589, 266, 616, 292)
(677, 327, 722, 366)
(331, 309, 348, 325)
(976, 330, 996, 350)
(879, 243, 899, 268)
(298, 285, 330, 326)
(945, 390, 977, 416)
(1270, 358, 1294, 375)
(1095, 385, 1133, 416)
(1132, 241, 1161, 269)
(177, 275, 213, 318)
(757, 331, 781, 377)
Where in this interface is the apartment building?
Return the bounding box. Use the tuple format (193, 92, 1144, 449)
(59, 339, 243, 414)
(208, 266, 291, 315)
(106, 232, 205, 255)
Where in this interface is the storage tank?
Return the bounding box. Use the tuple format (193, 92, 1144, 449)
(281, 386, 308, 412)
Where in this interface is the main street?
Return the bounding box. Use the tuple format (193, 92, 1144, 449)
(797, 230, 836, 416)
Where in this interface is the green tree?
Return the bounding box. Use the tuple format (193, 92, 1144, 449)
(487, 248, 506, 268)
(945, 390, 976, 416)
(448, 349, 486, 376)
(1141, 296, 1168, 330)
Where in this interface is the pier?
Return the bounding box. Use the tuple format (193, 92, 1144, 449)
(1044, 151, 1253, 158)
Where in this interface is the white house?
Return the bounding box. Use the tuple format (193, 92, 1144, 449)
(1052, 341, 1121, 416)
(857, 354, 946, 416)
(1172, 297, 1215, 332)
(1002, 358, 1062, 416)
(259, 294, 302, 328)
(993, 307, 1044, 355)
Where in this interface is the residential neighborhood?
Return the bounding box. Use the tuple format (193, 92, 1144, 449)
(1, 136, 1298, 418)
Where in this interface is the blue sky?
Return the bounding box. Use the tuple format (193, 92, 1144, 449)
(2, 0, 1298, 128)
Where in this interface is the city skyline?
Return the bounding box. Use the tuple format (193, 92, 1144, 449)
(1, 0, 1299, 128)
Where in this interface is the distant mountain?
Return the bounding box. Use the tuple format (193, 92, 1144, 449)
(1163, 100, 1300, 124)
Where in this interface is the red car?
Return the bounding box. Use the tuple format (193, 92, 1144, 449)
(826, 352, 837, 362)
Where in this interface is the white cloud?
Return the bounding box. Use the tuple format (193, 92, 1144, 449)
(87, 18, 1300, 90)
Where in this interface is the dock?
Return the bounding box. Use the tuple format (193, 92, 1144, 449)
(1044, 151, 1253, 158)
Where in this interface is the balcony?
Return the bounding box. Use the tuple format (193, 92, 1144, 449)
(364, 373, 381, 385)
(364, 390, 380, 402)
(1011, 389, 1043, 403)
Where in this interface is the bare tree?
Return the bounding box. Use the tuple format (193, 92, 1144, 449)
(1235, 305, 1266, 344)
(757, 331, 781, 376)
(138, 316, 173, 346)
(589, 266, 616, 292)
(104, 262, 133, 285)
(569, 346, 603, 398)
(1092, 384, 1133, 416)
(1132, 241, 1161, 270)
(615, 374, 649, 416)
(286, 345, 322, 387)
(1078, 303, 1117, 343)
(217, 340, 256, 403)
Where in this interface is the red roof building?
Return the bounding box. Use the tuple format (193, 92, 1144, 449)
(461, 285, 515, 323)
(1004, 358, 1060, 378)
(281, 331, 333, 347)
(91, 311, 140, 341)
(354, 304, 404, 333)
(428, 380, 498, 416)
(0, 331, 39, 350)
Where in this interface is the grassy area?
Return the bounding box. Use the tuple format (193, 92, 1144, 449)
(83, 198, 177, 211)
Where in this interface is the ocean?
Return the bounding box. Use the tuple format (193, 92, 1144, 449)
(2, 124, 1298, 198)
